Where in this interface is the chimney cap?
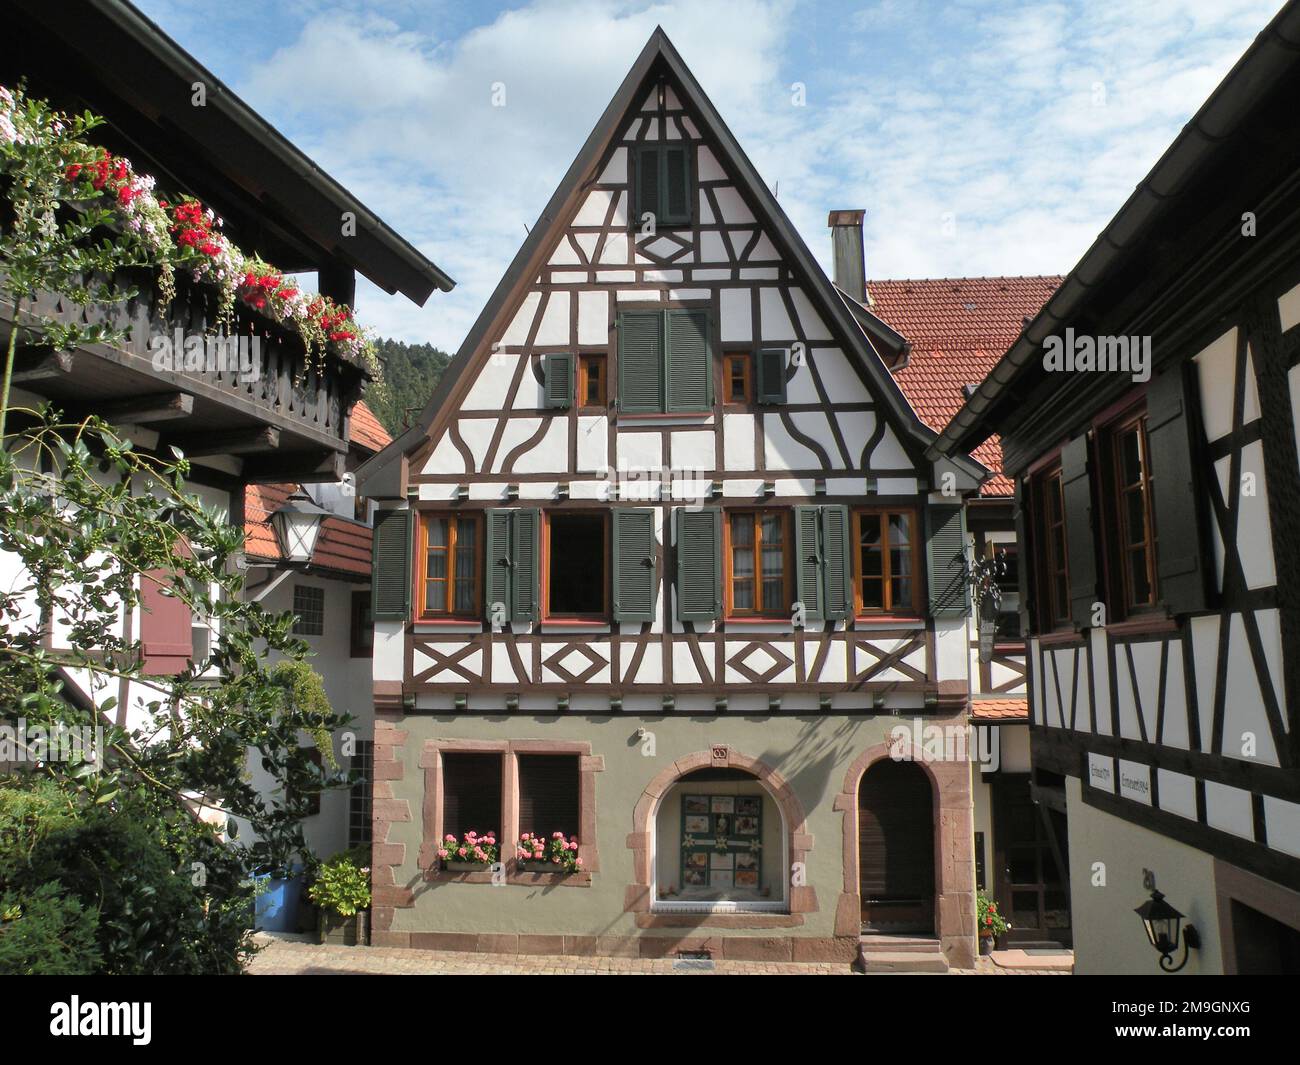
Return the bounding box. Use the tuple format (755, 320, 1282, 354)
(828, 209, 865, 227)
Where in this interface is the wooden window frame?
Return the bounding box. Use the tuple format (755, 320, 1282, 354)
(723, 508, 792, 618)
(723, 352, 752, 407)
(851, 507, 922, 617)
(1098, 406, 1160, 618)
(349, 589, 373, 657)
(542, 509, 610, 622)
(578, 353, 607, 411)
(418, 512, 483, 620)
(1030, 464, 1072, 632)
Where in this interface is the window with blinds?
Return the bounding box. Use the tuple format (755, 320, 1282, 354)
(517, 754, 580, 840)
(441, 753, 503, 841)
(348, 741, 373, 847)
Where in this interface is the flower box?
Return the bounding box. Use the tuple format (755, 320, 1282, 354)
(317, 909, 368, 946)
(517, 860, 575, 874)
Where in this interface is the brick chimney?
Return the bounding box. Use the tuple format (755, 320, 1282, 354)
(828, 209, 866, 303)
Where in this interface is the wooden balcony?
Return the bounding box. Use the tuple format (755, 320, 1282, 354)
(2, 268, 369, 482)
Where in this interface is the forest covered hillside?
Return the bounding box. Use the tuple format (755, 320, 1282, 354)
(366, 338, 453, 436)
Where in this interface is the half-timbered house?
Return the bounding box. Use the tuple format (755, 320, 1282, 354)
(359, 29, 988, 969)
(933, 0, 1300, 974)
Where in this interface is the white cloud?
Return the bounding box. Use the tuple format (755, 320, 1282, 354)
(212, 0, 1280, 346)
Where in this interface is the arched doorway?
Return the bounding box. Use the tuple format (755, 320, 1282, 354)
(858, 759, 934, 932)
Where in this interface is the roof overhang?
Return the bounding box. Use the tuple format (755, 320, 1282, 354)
(3, 0, 454, 304)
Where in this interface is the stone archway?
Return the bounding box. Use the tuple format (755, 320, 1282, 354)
(832, 734, 975, 967)
(625, 748, 816, 916)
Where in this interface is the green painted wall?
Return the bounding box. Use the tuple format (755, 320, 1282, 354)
(386, 712, 969, 940)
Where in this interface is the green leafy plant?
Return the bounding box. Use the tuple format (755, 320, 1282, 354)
(0, 412, 360, 971)
(977, 891, 1011, 938)
(306, 850, 371, 918)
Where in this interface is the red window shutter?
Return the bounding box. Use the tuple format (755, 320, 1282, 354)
(140, 543, 193, 675)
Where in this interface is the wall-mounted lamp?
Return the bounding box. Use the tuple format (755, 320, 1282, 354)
(1135, 888, 1200, 972)
(269, 488, 329, 565)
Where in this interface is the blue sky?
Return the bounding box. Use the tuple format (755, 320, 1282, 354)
(136, 0, 1284, 351)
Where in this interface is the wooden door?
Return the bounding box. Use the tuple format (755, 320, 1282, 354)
(992, 774, 1071, 945)
(858, 760, 934, 932)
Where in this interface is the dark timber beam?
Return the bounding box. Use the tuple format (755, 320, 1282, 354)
(243, 449, 347, 484)
(11, 349, 74, 383)
(98, 392, 194, 424)
(169, 426, 280, 457)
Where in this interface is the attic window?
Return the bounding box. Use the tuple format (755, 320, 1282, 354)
(633, 145, 692, 228)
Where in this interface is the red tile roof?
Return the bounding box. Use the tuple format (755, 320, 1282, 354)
(242, 400, 388, 577)
(866, 276, 1063, 496)
(970, 698, 1029, 721)
(350, 400, 393, 454)
(244, 482, 374, 577)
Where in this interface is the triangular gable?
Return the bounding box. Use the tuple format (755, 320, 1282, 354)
(359, 26, 984, 496)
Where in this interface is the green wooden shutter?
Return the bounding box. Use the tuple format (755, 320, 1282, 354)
(371, 507, 412, 621)
(543, 353, 574, 409)
(1146, 363, 1210, 614)
(662, 144, 691, 224)
(665, 309, 711, 412)
(634, 145, 661, 226)
(485, 508, 513, 623)
(612, 508, 657, 623)
(820, 505, 852, 620)
(755, 348, 787, 404)
(794, 505, 824, 622)
(511, 509, 540, 623)
(1060, 434, 1097, 627)
(618, 310, 664, 413)
(926, 504, 968, 617)
(675, 508, 721, 622)
(1012, 479, 1033, 635)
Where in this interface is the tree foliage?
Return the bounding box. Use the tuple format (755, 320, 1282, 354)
(366, 337, 452, 435)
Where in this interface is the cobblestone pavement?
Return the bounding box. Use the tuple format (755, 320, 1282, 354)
(246, 934, 1070, 975)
